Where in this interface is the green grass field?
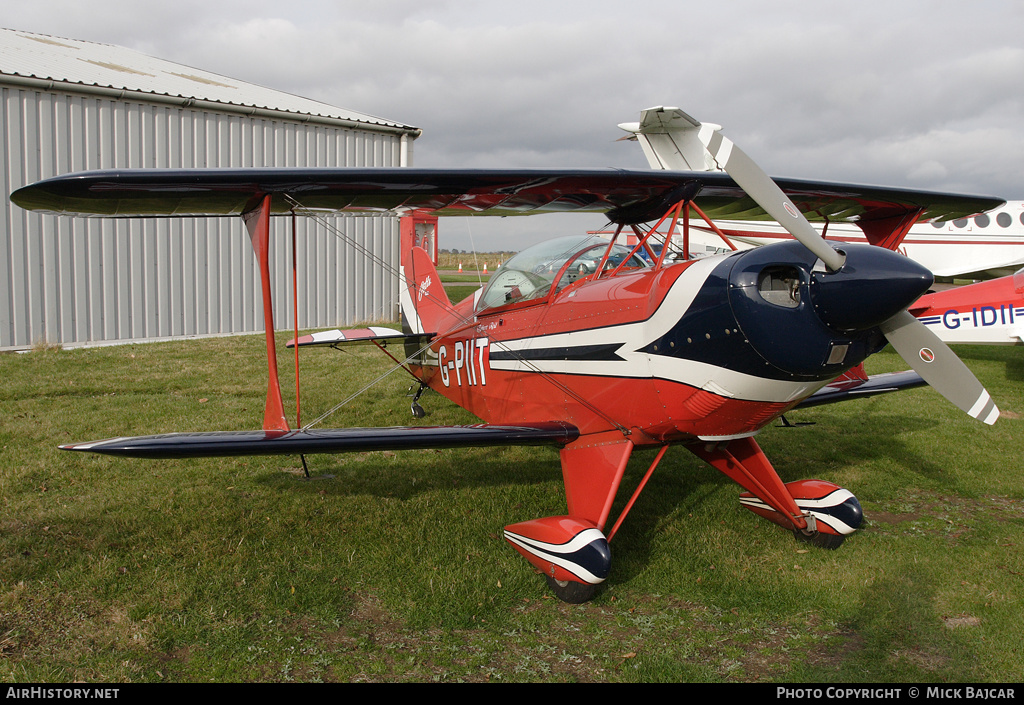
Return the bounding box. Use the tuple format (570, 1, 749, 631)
(1, 336, 1021, 682)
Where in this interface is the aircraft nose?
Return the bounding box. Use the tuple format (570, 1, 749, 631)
(726, 240, 933, 378)
(810, 244, 933, 332)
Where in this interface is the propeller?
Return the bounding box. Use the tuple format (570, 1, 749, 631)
(619, 107, 846, 270)
(671, 110, 998, 424)
(880, 311, 999, 424)
(703, 133, 847, 273)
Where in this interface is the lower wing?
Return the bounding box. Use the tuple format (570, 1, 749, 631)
(794, 370, 926, 409)
(59, 422, 580, 459)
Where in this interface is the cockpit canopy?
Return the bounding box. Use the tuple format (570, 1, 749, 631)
(476, 235, 649, 313)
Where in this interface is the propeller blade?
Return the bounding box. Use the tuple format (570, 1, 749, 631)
(705, 132, 847, 273)
(880, 311, 999, 424)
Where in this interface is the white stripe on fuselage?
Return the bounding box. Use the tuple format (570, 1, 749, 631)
(487, 254, 829, 404)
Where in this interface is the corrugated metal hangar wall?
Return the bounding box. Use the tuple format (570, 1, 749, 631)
(1, 30, 420, 351)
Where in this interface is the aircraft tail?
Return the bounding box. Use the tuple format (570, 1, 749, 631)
(399, 216, 451, 336)
(617, 106, 725, 172)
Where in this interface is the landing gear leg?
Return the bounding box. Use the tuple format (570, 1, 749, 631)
(687, 436, 810, 533)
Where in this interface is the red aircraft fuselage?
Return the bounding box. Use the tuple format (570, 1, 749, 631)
(405, 233, 930, 449)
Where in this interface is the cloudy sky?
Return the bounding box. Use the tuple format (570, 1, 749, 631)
(5, 0, 1024, 249)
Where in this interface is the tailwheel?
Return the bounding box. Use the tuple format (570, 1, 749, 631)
(545, 575, 599, 604)
(794, 529, 846, 550)
(409, 383, 427, 418)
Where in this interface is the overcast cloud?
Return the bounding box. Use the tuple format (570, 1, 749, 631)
(4, 0, 1023, 249)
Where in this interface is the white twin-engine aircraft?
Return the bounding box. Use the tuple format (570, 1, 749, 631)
(619, 106, 1024, 281)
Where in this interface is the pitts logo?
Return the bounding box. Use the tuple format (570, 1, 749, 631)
(417, 276, 432, 302)
(438, 337, 489, 387)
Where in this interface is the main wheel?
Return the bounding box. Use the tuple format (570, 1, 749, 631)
(794, 530, 846, 550)
(544, 575, 599, 604)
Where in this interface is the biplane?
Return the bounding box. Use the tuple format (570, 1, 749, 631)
(11, 122, 1003, 603)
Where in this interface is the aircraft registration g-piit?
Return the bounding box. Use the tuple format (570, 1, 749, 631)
(11, 125, 1003, 602)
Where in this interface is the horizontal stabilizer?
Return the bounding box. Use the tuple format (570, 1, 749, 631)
(794, 371, 926, 409)
(286, 327, 435, 349)
(617, 106, 725, 172)
(59, 422, 580, 459)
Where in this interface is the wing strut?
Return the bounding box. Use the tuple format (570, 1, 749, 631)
(291, 212, 301, 427)
(688, 201, 739, 251)
(242, 195, 290, 432)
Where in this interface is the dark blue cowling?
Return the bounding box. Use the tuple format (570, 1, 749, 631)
(643, 240, 933, 382)
(809, 244, 933, 331)
(727, 241, 932, 378)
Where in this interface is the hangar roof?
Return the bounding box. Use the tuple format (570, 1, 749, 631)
(0, 27, 419, 133)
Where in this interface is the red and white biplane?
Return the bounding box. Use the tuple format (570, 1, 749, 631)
(12, 123, 1003, 602)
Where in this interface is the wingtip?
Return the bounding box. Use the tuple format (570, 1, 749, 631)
(284, 333, 314, 348)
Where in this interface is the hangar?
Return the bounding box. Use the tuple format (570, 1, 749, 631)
(0, 27, 421, 350)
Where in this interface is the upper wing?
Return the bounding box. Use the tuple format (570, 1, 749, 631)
(11, 167, 1003, 227)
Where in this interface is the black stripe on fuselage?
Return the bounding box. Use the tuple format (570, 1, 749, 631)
(489, 342, 624, 363)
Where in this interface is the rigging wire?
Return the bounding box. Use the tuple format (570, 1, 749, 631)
(300, 341, 436, 430)
(282, 196, 637, 435)
(465, 218, 484, 288)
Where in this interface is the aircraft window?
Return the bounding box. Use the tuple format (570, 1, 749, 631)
(997, 212, 1012, 228)
(476, 234, 612, 312)
(1019, 213, 1024, 227)
(953, 219, 968, 228)
(931, 221, 945, 229)
(757, 266, 801, 308)
(974, 214, 990, 228)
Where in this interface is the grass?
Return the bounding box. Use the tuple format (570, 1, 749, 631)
(0, 336, 1021, 682)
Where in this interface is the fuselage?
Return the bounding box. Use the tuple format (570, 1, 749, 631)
(413, 237, 931, 446)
